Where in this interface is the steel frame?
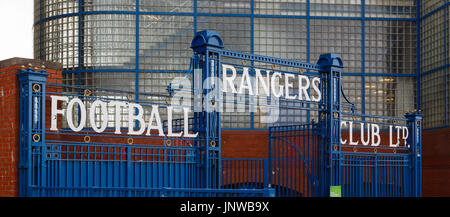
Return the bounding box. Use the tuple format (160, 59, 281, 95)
(32, 0, 439, 129)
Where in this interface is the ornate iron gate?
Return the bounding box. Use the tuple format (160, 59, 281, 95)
(18, 30, 422, 197)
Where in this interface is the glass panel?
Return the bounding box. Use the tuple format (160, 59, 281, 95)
(140, 0, 193, 13)
(254, 18, 307, 60)
(40, 16, 79, 69)
(197, 16, 251, 53)
(365, 20, 416, 74)
(83, 14, 136, 69)
(420, 0, 445, 16)
(365, 0, 416, 18)
(310, 19, 363, 74)
(255, 0, 306, 16)
(420, 9, 445, 73)
(82, 0, 136, 11)
(38, 0, 78, 19)
(310, 0, 362, 17)
(365, 76, 415, 117)
(421, 69, 446, 128)
(139, 15, 194, 71)
(197, 0, 251, 14)
(342, 76, 363, 112)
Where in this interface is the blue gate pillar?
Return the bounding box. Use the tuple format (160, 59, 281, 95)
(17, 65, 48, 197)
(316, 54, 343, 197)
(191, 30, 223, 188)
(405, 111, 422, 197)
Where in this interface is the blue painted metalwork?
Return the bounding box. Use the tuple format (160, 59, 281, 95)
(268, 124, 320, 197)
(406, 112, 423, 196)
(19, 29, 423, 197)
(361, 0, 366, 116)
(445, 3, 448, 127)
(191, 30, 223, 189)
(18, 66, 48, 197)
(318, 53, 344, 196)
(417, 0, 421, 112)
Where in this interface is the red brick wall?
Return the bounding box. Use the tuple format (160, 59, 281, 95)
(222, 130, 269, 159)
(0, 58, 62, 197)
(0, 65, 20, 197)
(422, 127, 450, 197)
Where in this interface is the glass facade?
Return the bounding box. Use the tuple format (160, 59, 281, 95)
(420, 1, 450, 129)
(35, 0, 446, 129)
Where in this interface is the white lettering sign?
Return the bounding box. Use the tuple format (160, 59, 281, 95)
(340, 121, 409, 147)
(49, 97, 197, 138)
(221, 64, 322, 102)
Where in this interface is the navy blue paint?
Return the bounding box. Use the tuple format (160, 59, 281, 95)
(417, 0, 421, 111)
(250, 0, 255, 129)
(77, 0, 83, 89)
(306, 0, 311, 124)
(18, 67, 48, 196)
(135, 0, 140, 129)
(194, 0, 197, 33)
(445, 4, 448, 126)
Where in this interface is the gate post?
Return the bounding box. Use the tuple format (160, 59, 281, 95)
(316, 54, 343, 197)
(405, 111, 422, 197)
(191, 30, 223, 188)
(17, 65, 48, 197)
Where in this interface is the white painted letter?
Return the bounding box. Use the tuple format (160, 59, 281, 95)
(340, 121, 347, 144)
(89, 100, 108, 133)
(255, 69, 270, 96)
(66, 98, 86, 132)
(361, 123, 370, 146)
(146, 105, 165, 137)
(371, 124, 381, 146)
(389, 125, 400, 147)
(128, 103, 146, 135)
(402, 126, 409, 146)
(183, 107, 198, 138)
(311, 77, 322, 102)
(238, 67, 254, 95)
(349, 121, 358, 145)
(222, 64, 237, 94)
(284, 73, 297, 100)
(271, 72, 284, 98)
(110, 101, 126, 134)
(298, 75, 311, 101)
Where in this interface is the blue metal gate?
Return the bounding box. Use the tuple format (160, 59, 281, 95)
(267, 112, 422, 197)
(17, 30, 421, 197)
(268, 124, 320, 197)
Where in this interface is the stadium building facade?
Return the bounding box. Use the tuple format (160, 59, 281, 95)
(31, 0, 450, 130)
(34, 0, 422, 126)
